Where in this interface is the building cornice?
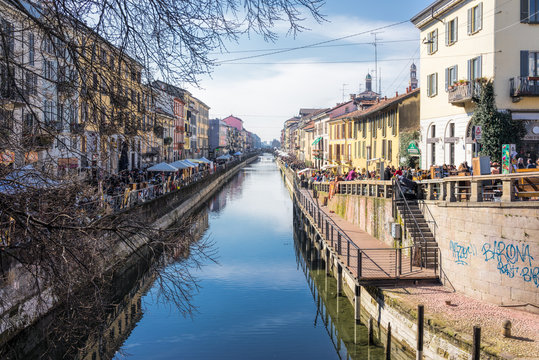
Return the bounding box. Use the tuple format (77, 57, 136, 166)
(411, 0, 466, 29)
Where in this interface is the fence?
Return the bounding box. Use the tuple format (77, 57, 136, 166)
(416, 171, 539, 203)
(292, 173, 425, 280)
(313, 179, 393, 199)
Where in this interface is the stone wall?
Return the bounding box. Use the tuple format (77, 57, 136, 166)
(427, 202, 539, 309)
(322, 192, 396, 248)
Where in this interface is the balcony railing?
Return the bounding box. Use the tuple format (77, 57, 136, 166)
(510, 76, 539, 97)
(448, 82, 481, 105)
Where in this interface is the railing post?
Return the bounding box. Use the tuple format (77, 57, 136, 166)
(501, 178, 514, 202)
(398, 248, 402, 276)
(338, 232, 342, 255)
(471, 179, 483, 202)
(347, 240, 350, 266)
(358, 250, 362, 278)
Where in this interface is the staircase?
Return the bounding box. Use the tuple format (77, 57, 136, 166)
(393, 180, 439, 269)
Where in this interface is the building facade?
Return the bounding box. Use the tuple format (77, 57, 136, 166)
(412, 0, 539, 168)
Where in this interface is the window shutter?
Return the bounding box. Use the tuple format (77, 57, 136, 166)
(468, 8, 473, 34)
(521, 50, 530, 77)
(445, 68, 449, 91)
(477, 3, 483, 31)
(427, 75, 431, 96)
(521, 0, 529, 23)
(445, 22, 449, 45)
(455, 17, 458, 42)
(435, 73, 438, 95)
(433, 29, 438, 52)
(467, 59, 472, 80)
(477, 56, 482, 78)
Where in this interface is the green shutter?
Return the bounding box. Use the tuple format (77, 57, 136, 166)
(521, 50, 530, 77)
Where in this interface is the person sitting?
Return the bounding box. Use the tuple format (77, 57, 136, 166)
(527, 158, 537, 169)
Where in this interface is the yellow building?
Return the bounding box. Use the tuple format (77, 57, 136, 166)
(329, 89, 420, 173)
(77, 30, 148, 172)
(412, 0, 539, 168)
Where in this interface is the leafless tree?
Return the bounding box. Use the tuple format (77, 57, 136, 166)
(0, 0, 324, 355)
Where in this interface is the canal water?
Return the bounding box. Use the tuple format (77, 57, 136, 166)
(0, 154, 406, 359)
(112, 154, 394, 360)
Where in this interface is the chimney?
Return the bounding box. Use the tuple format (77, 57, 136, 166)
(395, 91, 398, 97)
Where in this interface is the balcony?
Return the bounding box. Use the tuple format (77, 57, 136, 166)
(510, 76, 539, 98)
(110, 93, 129, 108)
(0, 88, 25, 109)
(70, 122, 85, 134)
(448, 82, 481, 105)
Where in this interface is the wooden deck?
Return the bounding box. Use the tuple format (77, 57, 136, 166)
(298, 188, 438, 284)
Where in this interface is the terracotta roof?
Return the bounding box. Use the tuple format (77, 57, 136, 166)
(302, 121, 315, 130)
(334, 88, 420, 121)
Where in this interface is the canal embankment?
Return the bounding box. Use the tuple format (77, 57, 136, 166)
(0, 154, 259, 348)
(279, 160, 539, 359)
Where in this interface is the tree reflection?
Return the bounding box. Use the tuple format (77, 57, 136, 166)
(0, 210, 216, 360)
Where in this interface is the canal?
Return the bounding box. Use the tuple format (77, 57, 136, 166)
(2, 154, 406, 359)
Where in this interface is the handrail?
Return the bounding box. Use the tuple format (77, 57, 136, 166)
(393, 178, 429, 269)
(417, 199, 438, 239)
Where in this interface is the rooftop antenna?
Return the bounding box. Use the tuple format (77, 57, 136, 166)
(371, 31, 384, 95)
(341, 83, 349, 103)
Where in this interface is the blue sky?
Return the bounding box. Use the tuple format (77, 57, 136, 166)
(185, 0, 435, 142)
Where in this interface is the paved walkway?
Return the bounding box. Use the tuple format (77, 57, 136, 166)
(298, 187, 437, 282)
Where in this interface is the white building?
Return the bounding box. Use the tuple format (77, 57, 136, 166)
(412, 0, 539, 168)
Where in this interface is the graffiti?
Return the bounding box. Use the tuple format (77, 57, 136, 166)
(481, 241, 539, 288)
(449, 240, 476, 265)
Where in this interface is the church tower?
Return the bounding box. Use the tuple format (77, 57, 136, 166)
(365, 73, 373, 92)
(409, 63, 418, 90)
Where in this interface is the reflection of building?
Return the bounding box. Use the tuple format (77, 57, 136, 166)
(80, 266, 153, 360)
(209, 187, 228, 213)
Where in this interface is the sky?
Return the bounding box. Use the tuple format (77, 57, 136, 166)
(184, 0, 435, 143)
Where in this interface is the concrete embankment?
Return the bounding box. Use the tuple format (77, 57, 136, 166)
(278, 162, 536, 359)
(0, 155, 258, 346)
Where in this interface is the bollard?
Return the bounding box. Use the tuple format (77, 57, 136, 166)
(386, 322, 392, 360)
(417, 305, 424, 360)
(368, 318, 374, 345)
(337, 264, 343, 296)
(354, 285, 361, 323)
(502, 320, 512, 338)
(472, 326, 481, 360)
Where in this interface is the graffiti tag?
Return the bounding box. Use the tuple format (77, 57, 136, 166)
(481, 241, 539, 288)
(449, 240, 477, 265)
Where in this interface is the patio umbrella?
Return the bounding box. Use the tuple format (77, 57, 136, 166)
(146, 162, 178, 172)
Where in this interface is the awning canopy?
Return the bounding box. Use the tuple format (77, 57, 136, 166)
(147, 162, 178, 172)
(198, 157, 213, 164)
(216, 154, 232, 160)
(169, 160, 191, 169)
(233, 151, 242, 156)
(312, 137, 323, 146)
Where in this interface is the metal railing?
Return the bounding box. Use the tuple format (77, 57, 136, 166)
(392, 179, 434, 270)
(510, 76, 539, 97)
(292, 172, 419, 279)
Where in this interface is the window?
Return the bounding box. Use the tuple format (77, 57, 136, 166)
(468, 56, 482, 80)
(445, 18, 458, 45)
(521, 0, 539, 23)
(427, 73, 438, 97)
(427, 29, 438, 55)
(382, 140, 386, 159)
(388, 140, 392, 161)
(468, 3, 483, 34)
(445, 65, 458, 90)
(28, 33, 34, 66)
(430, 125, 436, 166)
(373, 141, 377, 158)
(348, 144, 351, 161)
(0, 19, 14, 56)
(43, 60, 55, 80)
(43, 99, 56, 125)
(25, 71, 37, 96)
(521, 51, 539, 77)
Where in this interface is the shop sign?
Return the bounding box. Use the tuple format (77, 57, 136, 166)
(407, 142, 420, 155)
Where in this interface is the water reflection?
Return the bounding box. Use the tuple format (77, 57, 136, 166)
(293, 206, 414, 360)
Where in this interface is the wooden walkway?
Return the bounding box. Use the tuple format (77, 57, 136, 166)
(298, 188, 438, 284)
